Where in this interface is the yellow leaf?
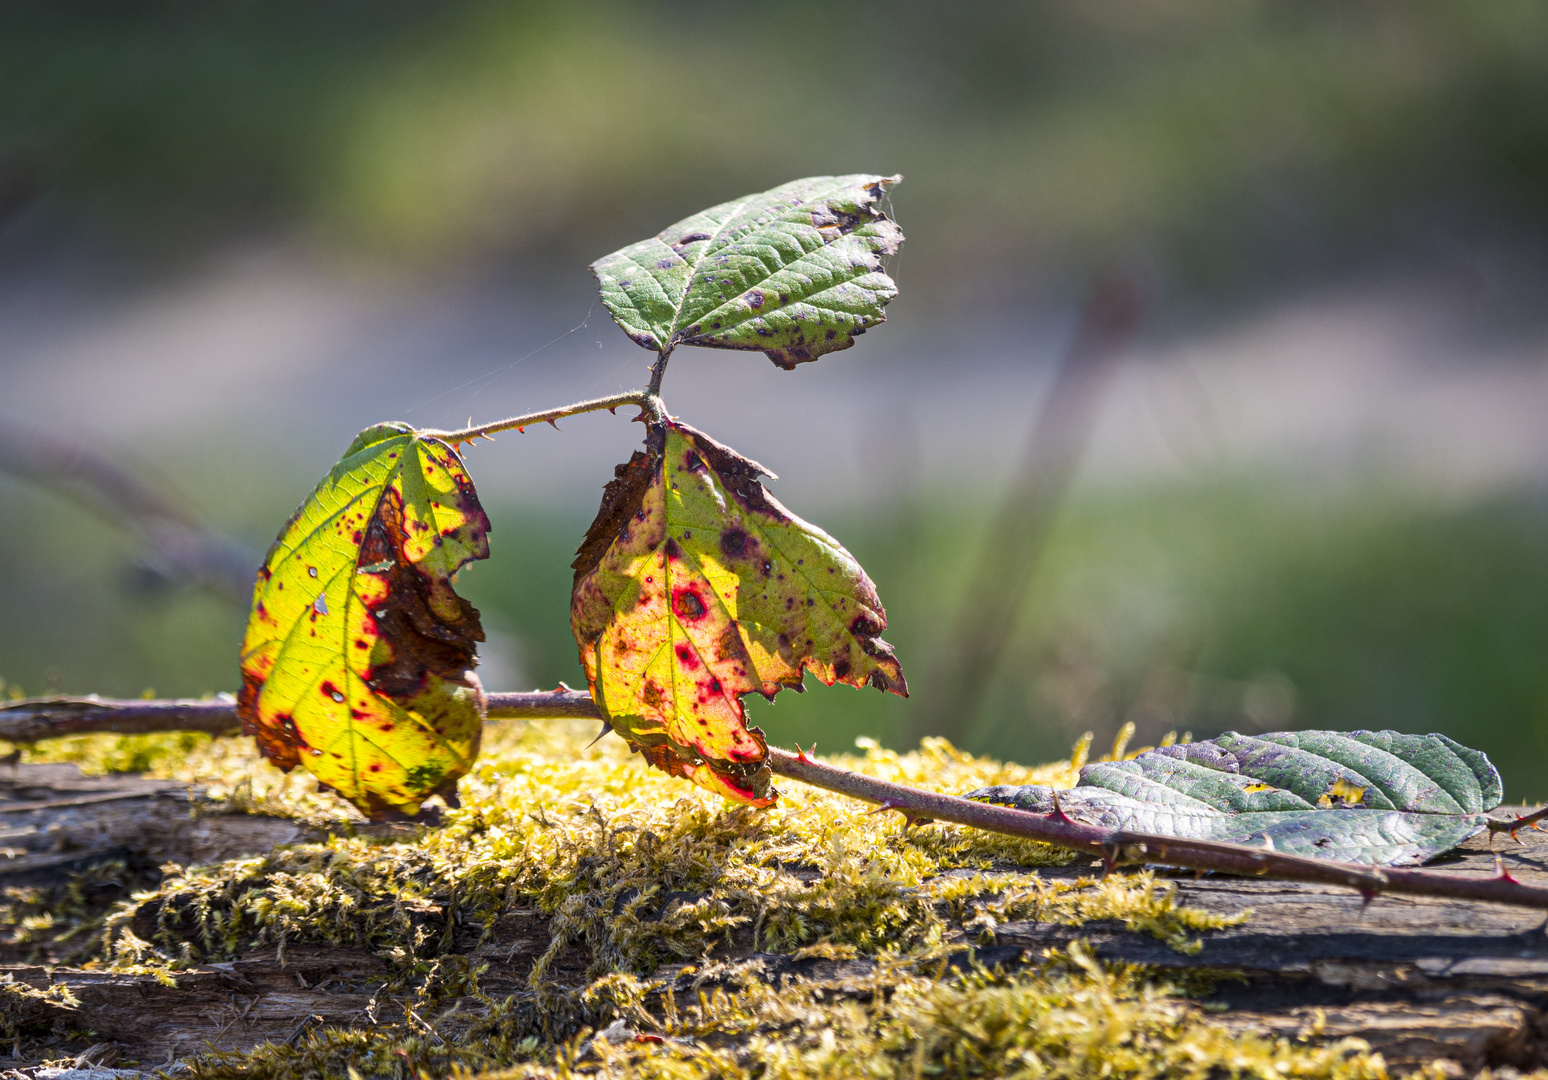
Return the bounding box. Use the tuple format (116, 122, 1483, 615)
(238, 424, 489, 818)
(571, 420, 906, 805)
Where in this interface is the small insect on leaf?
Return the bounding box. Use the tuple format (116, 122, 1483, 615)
(970, 729, 1503, 867)
(238, 423, 490, 819)
(571, 420, 906, 806)
(590, 174, 904, 369)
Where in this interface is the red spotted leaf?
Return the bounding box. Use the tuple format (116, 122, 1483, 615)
(238, 423, 489, 818)
(571, 419, 906, 805)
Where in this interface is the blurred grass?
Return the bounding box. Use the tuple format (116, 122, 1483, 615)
(3, 1, 1548, 300)
(8, 474, 1548, 801)
(5, 0, 1548, 809)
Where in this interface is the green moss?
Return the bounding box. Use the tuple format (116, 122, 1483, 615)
(88, 724, 1237, 974)
(13, 723, 1389, 1077)
(186, 949, 1394, 1080)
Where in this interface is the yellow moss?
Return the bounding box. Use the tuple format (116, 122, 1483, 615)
(189, 949, 1390, 1080)
(90, 723, 1239, 981)
(17, 723, 1340, 1079)
(0, 979, 78, 1041)
(12, 730, 216, 776)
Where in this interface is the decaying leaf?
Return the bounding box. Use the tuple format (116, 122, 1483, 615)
(590, 174, 903, 369)
(969, 730, 1502, 866)
(238, 423, 490, 818)
(571, 420, 906, 805)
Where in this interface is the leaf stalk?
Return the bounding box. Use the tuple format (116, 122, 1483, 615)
(428, 391, 652, 444)
(646, 346, 674, 399)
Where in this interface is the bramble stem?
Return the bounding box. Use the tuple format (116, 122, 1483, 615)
(646, 346, 673, 399)
(428, 391, 651, 444)
(1492, 804, 1548, 836)
(5, 690, 1547, 911)
(764, 746, 1548, 911)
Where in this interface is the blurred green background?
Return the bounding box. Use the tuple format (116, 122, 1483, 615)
(5, 1, 1548, 797)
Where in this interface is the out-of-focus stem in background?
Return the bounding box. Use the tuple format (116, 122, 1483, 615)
(0, 421, 256, 602)
(919, 269, 1147, 746)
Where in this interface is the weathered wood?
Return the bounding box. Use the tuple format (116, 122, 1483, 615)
(0, 763, 309, 894)
(0, 763, 1546, 1074)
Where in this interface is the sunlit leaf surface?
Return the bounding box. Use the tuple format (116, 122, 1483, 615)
(572, 420, 906, 805)
(238, 423, 489, 818)
(591, 174, 903, 368)
(970, 730, 1502, 866)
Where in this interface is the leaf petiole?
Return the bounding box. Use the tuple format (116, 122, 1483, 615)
(428, 390, 658, 445)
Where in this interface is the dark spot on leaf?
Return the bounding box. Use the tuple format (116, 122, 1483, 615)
(850, 612, 882, 635)
(673, 589, 706, 620)
(720, 527, 749, 557)
(746, 289, 765, 309)
(405, 763, 445, 790)
(675, 643, 700, 670)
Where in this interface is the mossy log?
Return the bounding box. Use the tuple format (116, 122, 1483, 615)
(0, 766, 1543, 1076)
(0, 745, 1544, 1078)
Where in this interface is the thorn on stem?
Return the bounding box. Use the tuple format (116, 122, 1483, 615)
(1359, 888, 1377, 908)
(1495, 854, 1522, 885)
(1046, 788, 1076, 826)
(547, 418, 560, 429)
(393, 1051, 423, 1080)
(796, 742, 817, 764)
(584, 721, 613, 750)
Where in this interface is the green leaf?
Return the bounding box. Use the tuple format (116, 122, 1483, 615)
(238, 423, 490, 819)
(968, 730, 1502, 866)
(571, 419, 906, 806)
(590, 174, 903, 369)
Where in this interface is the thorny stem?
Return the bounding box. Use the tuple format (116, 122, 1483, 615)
(646, 346, 674, 399)
(429, 350, 674, 446)
(1492, 803, 1548, 837)
(427, 391, 652, 445)
(5, 691, 1548, 912)
(765, 746, 1548, 912)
